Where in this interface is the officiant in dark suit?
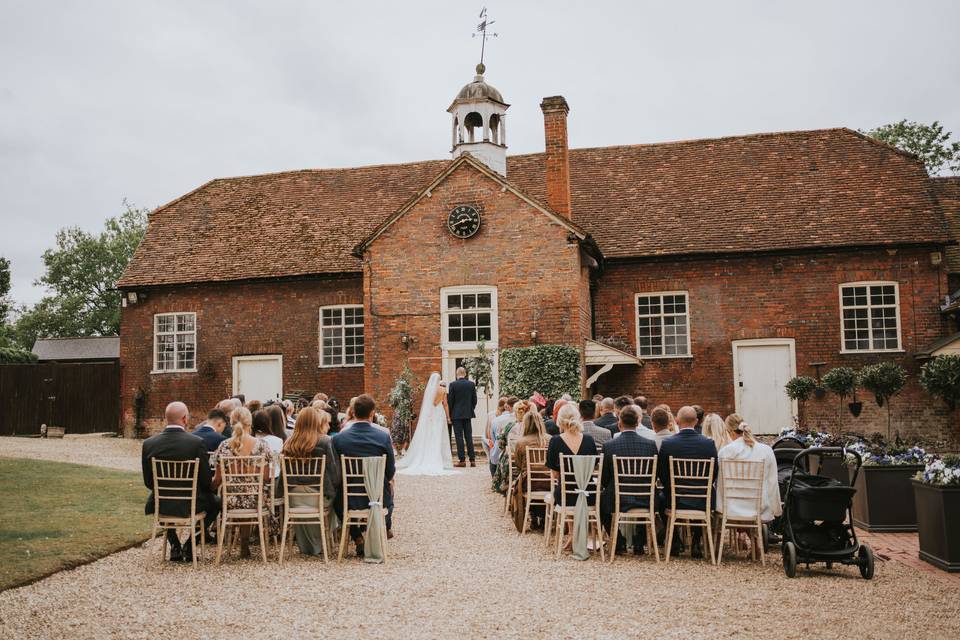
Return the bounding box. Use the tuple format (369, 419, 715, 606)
(447, 367, 478, 467)
(141, 401, 220, 562)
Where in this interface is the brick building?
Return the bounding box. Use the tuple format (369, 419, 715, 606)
(117, 65, 958, 442)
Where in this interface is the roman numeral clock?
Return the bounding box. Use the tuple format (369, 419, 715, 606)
(447, 205, 481, 239)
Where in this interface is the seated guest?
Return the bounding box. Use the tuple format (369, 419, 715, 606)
(510, 411, 550, 532)
(506, 400, 532, 448)
(339, 397, 358, 430)
(281, 407, 341, 556)
(193, 408, 229, 452)
(327, 399, 342, 433)
(543, 399, 559, 436)
(717, 414, 782, 522)
(212, 408, 279, 558)
(703, 413, 731, 451)
(282, 400, 296, 437)
(655, 403, 677, 433)
(266, 404, 288, 443)
(579, 399, 611, 447)
(650, 407, 674, 450)
(551, 398, 568, 422)
(545, 404, 598, 507)
(216, 398, 241, 438)
(252, 410, 283, 478)
(692, 405, 705, 434)
(313, 392, 329, 403)
(599, 406, 658, 554)
(142, 401, 220, 562)
(331, 394, 396, 556)
(485, 397, 508, 456)
(613, 395, 633, 418)
(593, 397, 618, 435)
(246, 400, 263, 414)
(634, 396, 652, 429)
(658, 406, 718, 559)
(489, 397, 518, 477)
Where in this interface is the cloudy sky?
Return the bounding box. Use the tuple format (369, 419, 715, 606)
(2, 0, 959, 305)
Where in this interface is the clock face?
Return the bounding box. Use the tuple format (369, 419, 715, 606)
(447, 205, 481, 239)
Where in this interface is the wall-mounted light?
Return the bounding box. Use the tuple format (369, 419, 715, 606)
(931, 251, 943, 266)
(530, 330, 538, 343)
(400, 334, 410, 350)
(127, 291, 138, 303)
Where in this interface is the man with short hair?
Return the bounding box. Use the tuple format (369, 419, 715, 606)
(579, 399, 611, 447)
(142, 401, 220, 562)
(217, 398, 241, 438)
(634, 395, 653, 428)
(692, 404, 705, 434)
(332, 394, 396, 556)
(650, 408, 674, 450)
(658, 405, 718, 559)
(448, 366, 478, 468)
(599, 405, 659, 555)
(613, 395, 633, 417)
(192, 408, 228, 452)
(594, 397, 618, 436)
(488, 397, 518, 476)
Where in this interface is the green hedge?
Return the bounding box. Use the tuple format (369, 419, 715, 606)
(0, 347, 38, 364)
(498, 344, 581, 401)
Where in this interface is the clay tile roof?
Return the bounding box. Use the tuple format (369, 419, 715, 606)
(118, 128, 949, 288)
(931, 176, 960, 273)
(32, 336, 120, 361)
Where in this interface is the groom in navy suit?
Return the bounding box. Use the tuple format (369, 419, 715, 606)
(447, 367, 478, 467)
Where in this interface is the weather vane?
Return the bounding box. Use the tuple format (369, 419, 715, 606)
(472, 7, 498, 72)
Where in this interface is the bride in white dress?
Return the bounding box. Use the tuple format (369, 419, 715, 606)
(396, 372, 458, 476)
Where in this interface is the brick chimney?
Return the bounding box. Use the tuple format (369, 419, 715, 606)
(540, 96, 571, 219)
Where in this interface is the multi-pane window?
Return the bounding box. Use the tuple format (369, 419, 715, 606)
(320, 306, 364, 366)
(153, 313, 196, 372)
(635, 292, 690, 357)
(443, 288, 496, 345)
(840, 283, 900, 352)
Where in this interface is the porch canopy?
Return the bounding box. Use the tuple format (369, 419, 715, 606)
(584, 339, 642, 387)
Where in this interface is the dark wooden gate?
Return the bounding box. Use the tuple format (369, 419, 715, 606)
(0, 362, 120, 436)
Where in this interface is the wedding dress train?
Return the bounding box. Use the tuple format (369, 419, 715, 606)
(396, 372, 457, 476)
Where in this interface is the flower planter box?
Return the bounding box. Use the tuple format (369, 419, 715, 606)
(912, 480, 960, 572)
(851, 465, 923, 532)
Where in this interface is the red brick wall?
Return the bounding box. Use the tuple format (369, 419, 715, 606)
(541, 96, 571, 219)
(119, 277, 364, 436)
(361, 161, 589, 409)
(591, 247, 958, 444)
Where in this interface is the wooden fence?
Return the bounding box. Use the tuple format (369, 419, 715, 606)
(0, 362, 120, 436)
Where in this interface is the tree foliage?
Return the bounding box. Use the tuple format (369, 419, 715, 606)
(0, 257, 13, 347)
(499, 344, 581, 401)
(12, 203, 147, 349)
(822, 366, 859, 432)
(464, 340, 496, 398)
(859, 362, 908, 438)
(864, 120, 960, 175)
(0, 346, 37, 363)
(919, 355, 960, 411)
(387, 362, 420, 433)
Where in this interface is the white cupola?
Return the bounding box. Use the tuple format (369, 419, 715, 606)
(447, 63, 509, 176)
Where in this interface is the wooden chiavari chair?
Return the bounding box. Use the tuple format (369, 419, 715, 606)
(150, 458, 206, 568)
(279, 455, 329, 564)
(609, 455, 660, 563)
(552, 454, 605, 560)
(518, 447, 551, 536)
(664, 456, 716, 564)
(715, 459, 765, 565)
(216, 455, 270, 564)
(338, 455, 388, 563)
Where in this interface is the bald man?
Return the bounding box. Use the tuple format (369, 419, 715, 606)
(657, 405, 718, 559)
(142, 401, 220, 562)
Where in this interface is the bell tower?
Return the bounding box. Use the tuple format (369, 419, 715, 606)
(448, 63, 509, 176)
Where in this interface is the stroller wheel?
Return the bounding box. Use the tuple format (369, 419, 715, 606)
(783, 541, 798, 578)
(858, 544, 875, 580)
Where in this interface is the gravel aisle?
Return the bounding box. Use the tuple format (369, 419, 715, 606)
(1, 462, 958, 639)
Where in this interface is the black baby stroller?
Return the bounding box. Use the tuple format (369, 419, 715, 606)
(764, 435, 807, 545)
(781, 447, 874, 579)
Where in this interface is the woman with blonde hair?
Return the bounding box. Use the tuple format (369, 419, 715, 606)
(510, 410, 550, 531)
(717, 413, 782, 523)
(212, 407, 278, 558)
(281, 407, 341, 556)
(506, 399, 532, 448)
(703, 413, 731, 451)
(545, 403, 598, 507)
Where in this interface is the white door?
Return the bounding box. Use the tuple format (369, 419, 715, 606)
(233, 355, 283, 404)
(443, 351, 498, 443)
(733, 340, 796, 435)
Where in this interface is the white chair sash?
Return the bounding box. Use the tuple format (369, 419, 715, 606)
(361, 456, 386, 564)
(571, 455, 594, 561)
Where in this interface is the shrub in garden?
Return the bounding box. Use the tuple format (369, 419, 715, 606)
(822, 366, 858, 432)
(784, 376, 819, 430)
(919, 354, 960, 411)
(858, 362, 907, 439)
(499, 344, 580, 401)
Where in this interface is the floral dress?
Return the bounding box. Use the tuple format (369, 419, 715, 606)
(212, 438, 280, 538)
(491, 423, 515, 494)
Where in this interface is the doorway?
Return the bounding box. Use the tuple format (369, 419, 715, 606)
(232, 355, 283, 404)
(442, 350, 498, 444)
(732, 339, 796, 434)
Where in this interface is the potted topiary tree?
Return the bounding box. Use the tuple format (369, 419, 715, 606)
(848, 434, 926, 532)
(912, 455, 960, 572)
(919, 355, 960, 411)
(815, 367, 859, 483)
(785, 376, 818, 430)
(387, 363, 420, 454)
(858, 362, 907, 440)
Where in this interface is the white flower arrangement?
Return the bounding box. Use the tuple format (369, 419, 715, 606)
(917, 455, 960, 486)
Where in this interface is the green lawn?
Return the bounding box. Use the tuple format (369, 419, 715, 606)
(0, 457, 151, 592)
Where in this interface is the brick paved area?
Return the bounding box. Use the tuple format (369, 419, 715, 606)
(856, 528, 960, 584)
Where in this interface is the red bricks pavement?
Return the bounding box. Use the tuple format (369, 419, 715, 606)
(856, 528, 960, 584)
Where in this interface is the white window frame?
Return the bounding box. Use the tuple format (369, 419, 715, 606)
(318, 304, 365, 368)
(151, 312, 197, 373)
(440, 285, 498, 350)
(634, 291, 692, 359)
(838, 281, 903, 354)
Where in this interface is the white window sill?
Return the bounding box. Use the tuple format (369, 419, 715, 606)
(318, 363, 365, 369)
(150, 368, 198, 375)
(839, 349, 906, 355)
(637, 354, 693, 360)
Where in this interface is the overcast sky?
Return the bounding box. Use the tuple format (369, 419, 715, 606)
(2, 0, 959, 306)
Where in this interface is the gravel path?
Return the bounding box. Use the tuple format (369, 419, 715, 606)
(1, 445, 958, 639)
(0, 435, 141, 472)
